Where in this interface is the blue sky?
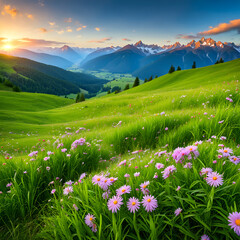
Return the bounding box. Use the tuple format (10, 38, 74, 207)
(0, 0, 240, 48)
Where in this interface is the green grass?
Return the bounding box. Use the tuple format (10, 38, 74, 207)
(0, 59, 240, 239)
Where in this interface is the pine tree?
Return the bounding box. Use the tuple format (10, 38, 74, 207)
(13, 85, 21, 92)
(155, 75, 158, 79)
(168, 65, 175, 73)
(79, 93, 85, 102)
(215, 60, 219, 64)
(192, 61, 196, 69)
(177, 66, 181, 71)
(144, 78, 148, 83)
(107, 90, 111, 94)
(124, 84, 130, 90)
(132, 77, 140, 87)
(75, 93, 80, 103)
(148, 76, 153, 81)
(219, 58, 224, 63)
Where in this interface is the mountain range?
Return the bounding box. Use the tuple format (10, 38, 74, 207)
(80, 38, 240, 78)
(1, 37, 240, 79)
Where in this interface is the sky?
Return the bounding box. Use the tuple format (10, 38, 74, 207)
(0, 0, 240, 49)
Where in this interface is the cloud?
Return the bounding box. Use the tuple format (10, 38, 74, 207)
(38, 0, 45, 7)
(39, 28, 48, 33)
(57, 30, 64, 34)
(95, 27, 100, 31)
(65, 18, 72, 23)
(82, 25, 87, 28)
(199, 19, 240, 35)
(176, 34, 199, 39)
(88, 37, 112, 43)
(27, 14, 34, 19)
(122, 38, 131, 41)
(49, 22, 55, 26)
(0, 38, 66, 48)
(177, 19, 240, 40)
(76, 27, 82, 31)
(1, 5, 19, 17)
(66, 27, 72, 32)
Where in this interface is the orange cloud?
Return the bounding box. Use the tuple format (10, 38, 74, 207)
(39, 28, 48, 33)
(49, 22, 55, 26)
(199, 19, 240, 35)
(95, 27, 100, 31)
(122, 38, 131, 41)
(177, 19, 240, 39)
(66, 27, 72, 32)
(82, 26, 87, 28)
(76, 27, 82, 31)
(27, 14, 34, 19)
(65, 18, 72, 23)
(0, 38, 66, 48)
(1, 5, 18, 17)
(88, 37, 112, 43)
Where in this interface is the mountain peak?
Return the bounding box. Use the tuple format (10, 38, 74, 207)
(134, 40, 144, 47)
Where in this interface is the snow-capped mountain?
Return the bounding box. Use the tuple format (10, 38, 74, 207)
(186, 37, 225, 49)
(134, 41, 165, 55)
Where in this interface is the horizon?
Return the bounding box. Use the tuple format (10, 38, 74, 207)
(0, 0, 240, 50)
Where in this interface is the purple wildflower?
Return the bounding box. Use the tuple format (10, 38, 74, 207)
(116, 185, 131, 196)
(127, 197, 140, 213)
(142, 195, 158, 212)
(174, 208, 182, 216)
(206, 172, 223, 187)
(228, 212, 240, 236)
(107, 195, 123, 213)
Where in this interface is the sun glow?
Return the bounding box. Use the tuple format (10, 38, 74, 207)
(2, 44, 14, 50)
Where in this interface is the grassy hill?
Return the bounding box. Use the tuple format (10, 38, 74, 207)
(0, 54, 107, 95)
(0, 59, 240, 239)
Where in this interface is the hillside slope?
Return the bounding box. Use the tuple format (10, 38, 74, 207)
(0, 54, 107, 95)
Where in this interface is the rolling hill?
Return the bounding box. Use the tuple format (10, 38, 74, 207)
(0, 59, 240, 239)
(1, 48, 73, 69)
(0, 54, 107, 95)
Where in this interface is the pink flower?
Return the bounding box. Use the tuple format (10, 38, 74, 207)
(161, 165, 177, 179)
(201, 234, 210, 240)
(92, 175, 103, 185)
(174, 208, 182, 216)
(73, 204, 78, 211)
(98, 177, 112, 191)
(200, 168, 212, 176)
(46, 166, 50, 171)
(176, 186, 181, 191)
(63, 186, 73, 195)
(85, 213, 95, 227)
(134, 172, 140, 177)
(116, 185, 131, 196)
(124, 173, 130, 178)
(229, 156, 240, 165)
(228, 212, 240, 236)
(206, 172, 223, 187)
(107, 195, 123, 213)
(61, 148, 67, 152)
(155, 163, 164, 169)
(218, 148, 233, 157)
(44, 156, 50, 161)
(142, 195, 158, 212)
(102, 190, 110, 200)
(127, 197, 140, 213)
(140, 181, 150, 192)
(51, 189, 56, 194)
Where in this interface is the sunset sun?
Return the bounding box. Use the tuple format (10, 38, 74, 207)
(3, 44, 14, 50)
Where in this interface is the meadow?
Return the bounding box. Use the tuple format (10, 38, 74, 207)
(0, 59, 240, 239)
